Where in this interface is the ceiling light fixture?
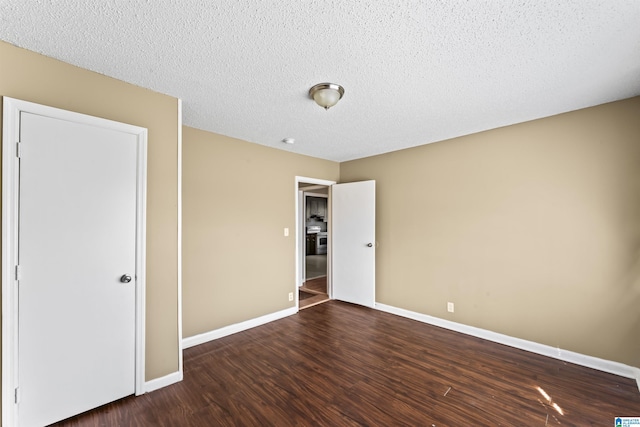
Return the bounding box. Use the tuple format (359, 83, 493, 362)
(309, 83, 345, 110)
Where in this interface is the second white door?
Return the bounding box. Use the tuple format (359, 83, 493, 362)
(332, 180, 376, 308)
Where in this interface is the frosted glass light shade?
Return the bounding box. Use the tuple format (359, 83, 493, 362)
(309, 83, 344, 110)
(313, 88, 340, 109)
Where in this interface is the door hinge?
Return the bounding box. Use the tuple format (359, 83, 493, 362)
(14, 387, 20, 404)
(16, 142, 22, 158)
(15, 265, 21, 281)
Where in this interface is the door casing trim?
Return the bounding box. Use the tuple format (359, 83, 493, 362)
(2, 97, 147, 426)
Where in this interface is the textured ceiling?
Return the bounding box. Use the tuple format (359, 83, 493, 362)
(2, 1, 640, 162)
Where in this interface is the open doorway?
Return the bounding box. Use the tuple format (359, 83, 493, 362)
(296, 178, 334, 309)
(295, 177, 377, 310)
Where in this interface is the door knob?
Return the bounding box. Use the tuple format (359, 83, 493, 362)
(120, 274, 132, 283)
(366, 243, 373, 247)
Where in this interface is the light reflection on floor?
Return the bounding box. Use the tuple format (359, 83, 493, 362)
(535, 385, 564, 425)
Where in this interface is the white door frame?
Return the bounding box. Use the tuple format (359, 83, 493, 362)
(295, 177, 335, 307)
(2, 97, 147, 426)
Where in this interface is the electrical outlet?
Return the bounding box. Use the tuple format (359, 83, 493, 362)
(288, 292, 294, 301)
(284, 227, 289, 237)
(447, 302, 454, 313)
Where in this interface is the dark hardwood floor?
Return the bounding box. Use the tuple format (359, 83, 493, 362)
(299, 276, 328, 309)
(300, 276, 327, 294)
(54, 301, 639, 426)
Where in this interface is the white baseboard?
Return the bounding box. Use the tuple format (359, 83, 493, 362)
(182, 306, 298, 349)
(375, 303, 640, 387)
(144, 370, 183, 393)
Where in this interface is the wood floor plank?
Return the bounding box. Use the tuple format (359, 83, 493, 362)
(299, 276, 329, 310)
(300, 277, 327, 294)
(53, 301, 640, 426)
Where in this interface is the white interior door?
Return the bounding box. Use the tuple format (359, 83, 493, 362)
(332, 180, 375, 307)
(16, 111, 138, 426)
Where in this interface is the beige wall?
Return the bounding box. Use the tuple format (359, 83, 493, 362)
(0, 41, 180, 381)
(341, 97, 640, 367)
(182, 127, 339, 337)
